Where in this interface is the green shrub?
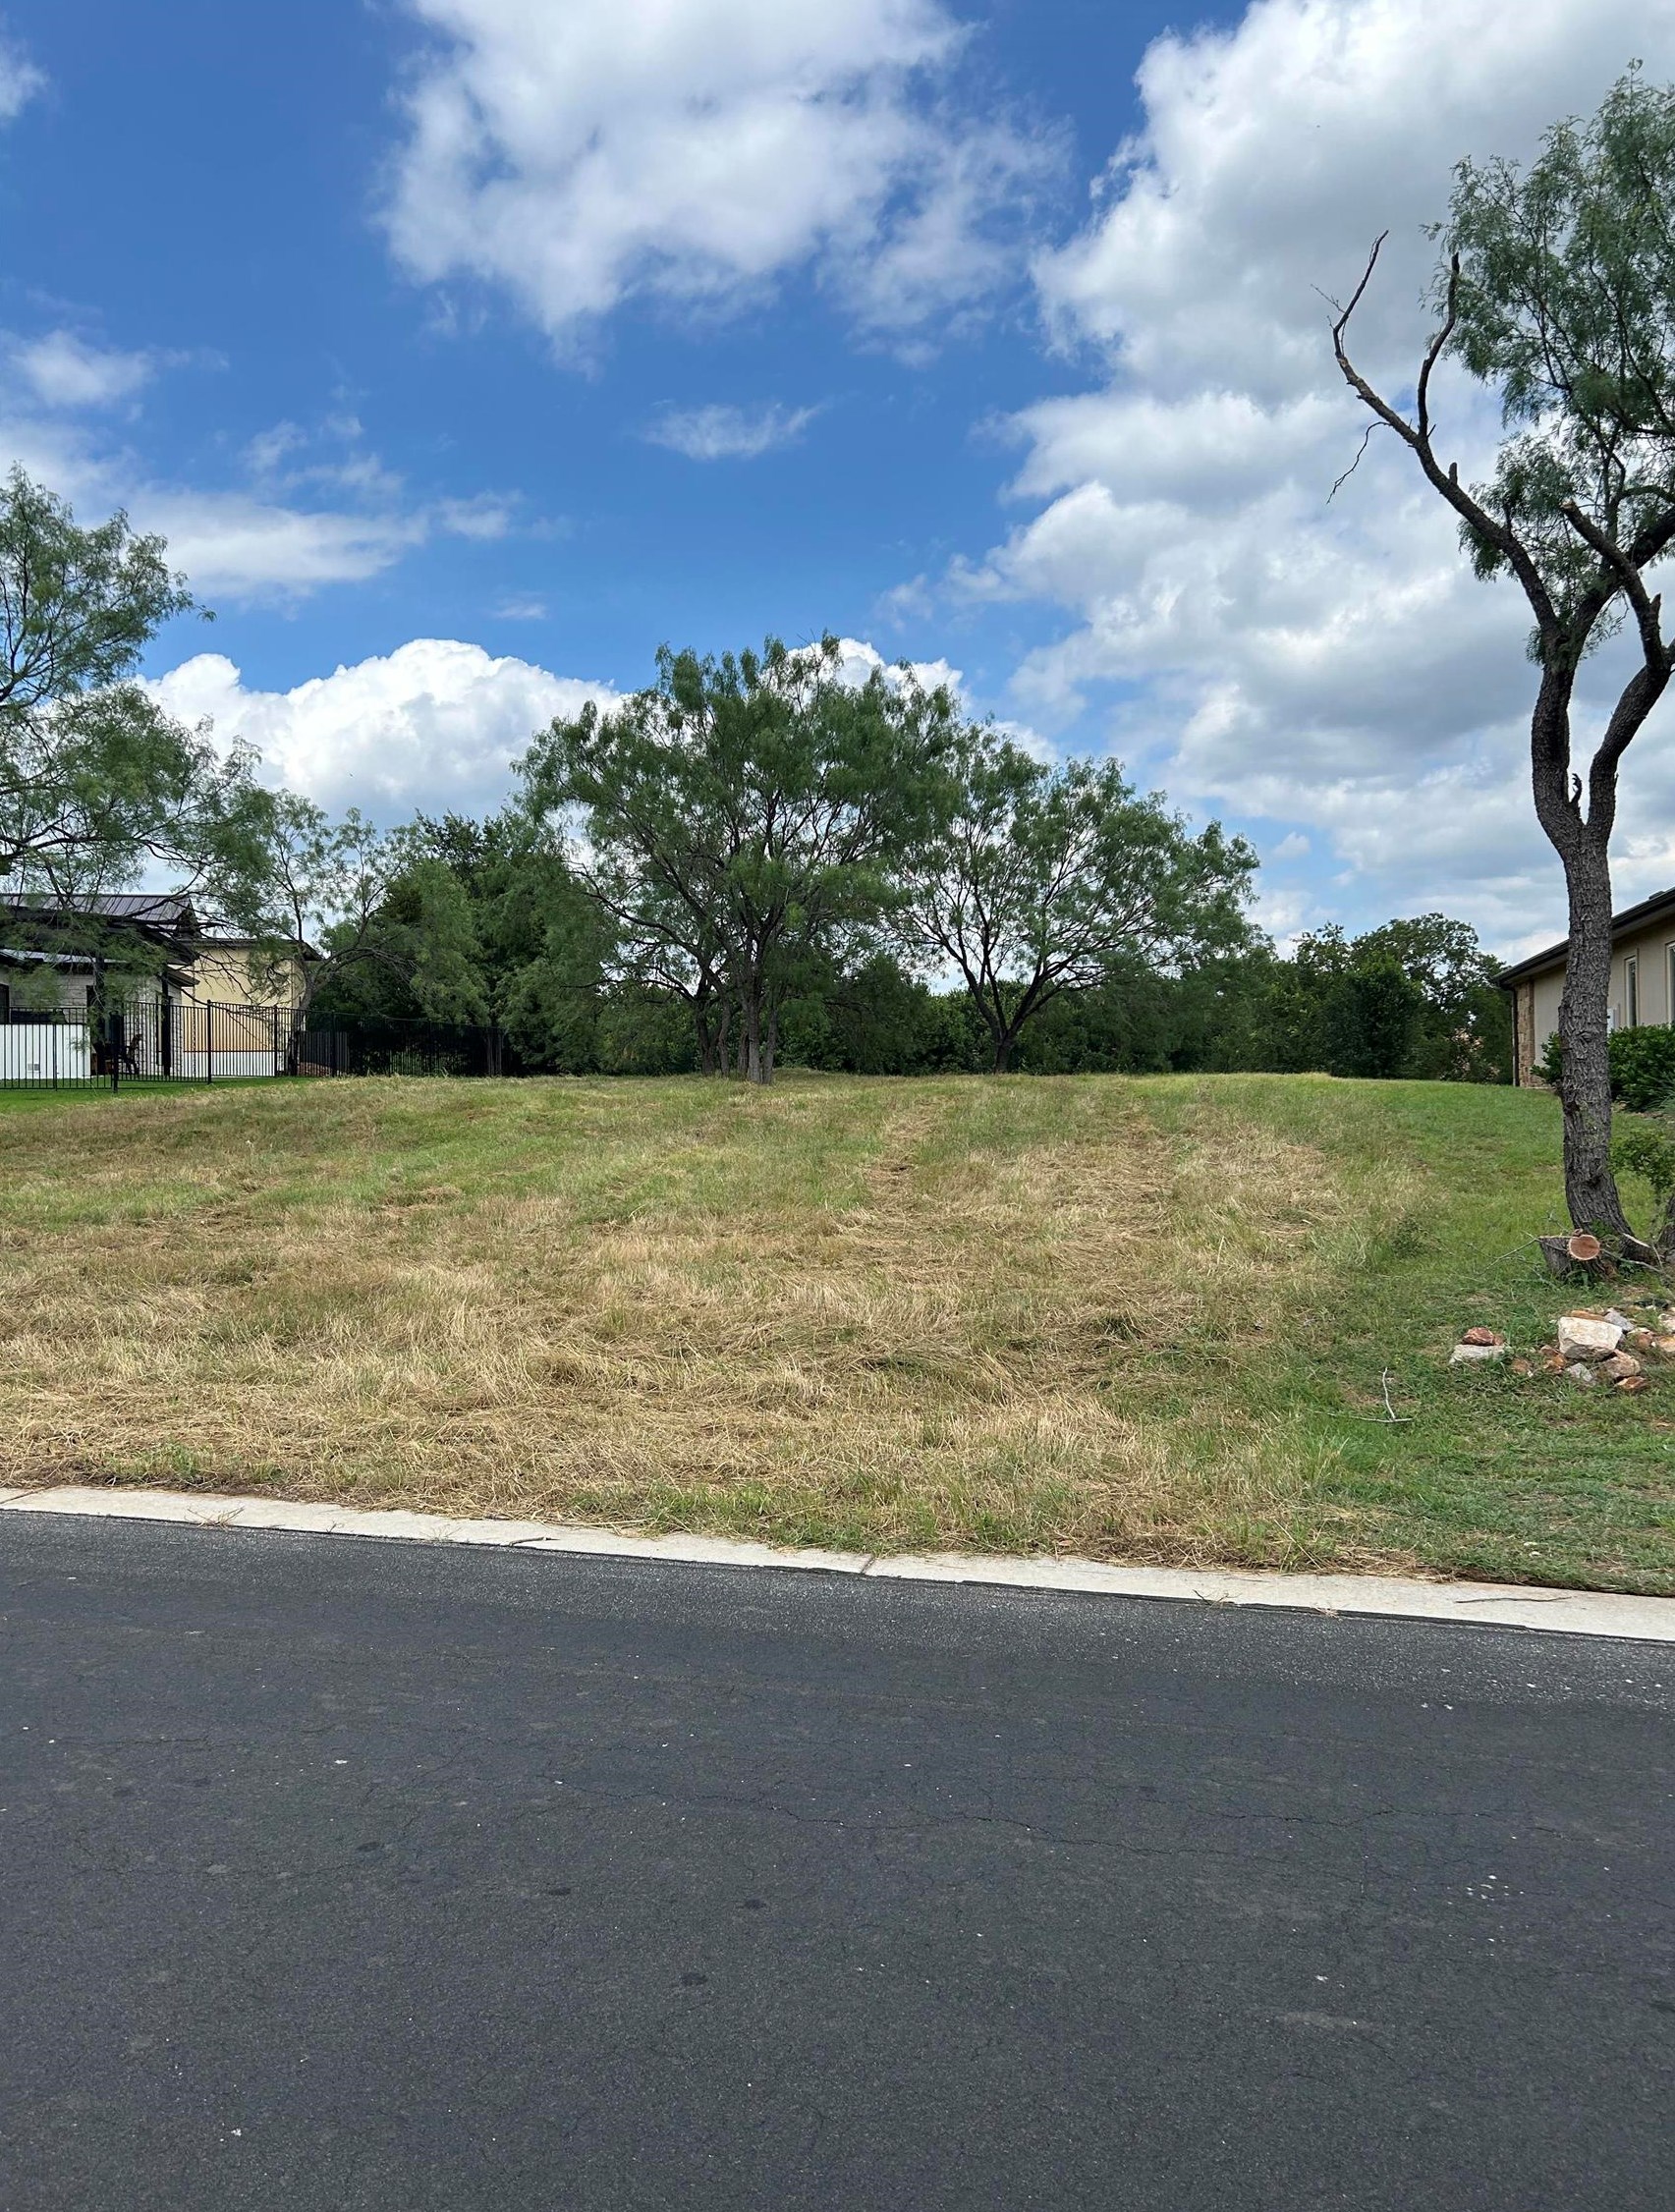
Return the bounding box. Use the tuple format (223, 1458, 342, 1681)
(1535, 1024, 1675, 1111)
(1611, 1025, 1675, 1112)
(1612, 1116, 1675, 1200)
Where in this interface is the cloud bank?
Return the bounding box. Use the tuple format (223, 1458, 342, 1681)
(150, 641, 616, 819)
(384, 0, 1060, 349)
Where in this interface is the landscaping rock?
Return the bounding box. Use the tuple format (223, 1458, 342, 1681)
(1618, 1374, 1652, 1395)
(1604, 1309, 1637, 1331)
(1556, 1314, 1624, 1361)
(1450, 1342, 1508, 1366)
(1653, 1336, 1675, 1361)
(1510, 1356, 1535, 1377)
(1564, 1361, 1599, 1387)
(1660, 1309, 1675, 1335)
(1626, 1328, 1658, 1353)
(1601, 1352, 1644, 1381)
(1460, 1325, 1504, 1347)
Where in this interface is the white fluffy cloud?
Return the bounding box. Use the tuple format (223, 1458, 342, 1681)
(10, 331, 156, 409)
(0, 32, 42, 121)
(1, 389, 515, 604)
(383, 0, 1058, 347)
(644, 402, 817, 462)
(149, 641, 616, 818)
(963, 0, 1675, 952)
(151, 634, 982, 824)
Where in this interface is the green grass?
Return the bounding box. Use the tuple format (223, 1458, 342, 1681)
(1, 1071, 1671, 1592)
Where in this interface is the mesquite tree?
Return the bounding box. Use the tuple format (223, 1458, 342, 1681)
(898, 724, 1256, 1073)
(1332, 71, 1675, 1243)
(528, 636, 958, 1083)
(0, 469, 270, 912)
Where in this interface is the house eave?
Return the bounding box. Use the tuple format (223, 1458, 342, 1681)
(1495, 884, 1675, 990)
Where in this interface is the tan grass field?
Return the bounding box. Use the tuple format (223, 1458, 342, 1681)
(4, 1072, 1673, 1589)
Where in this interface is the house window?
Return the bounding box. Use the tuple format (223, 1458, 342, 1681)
(1626, 954, 1640, 1028)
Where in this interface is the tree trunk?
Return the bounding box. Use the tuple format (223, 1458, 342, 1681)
(1528, 665, 1632, 1240)
(992, 1030, 1013, 1074)
(744, 981, 765, 1084)
(695, 990, 722, 1076)
(761, 999, 779, 1085)
(1554, 825, 1629, 1235)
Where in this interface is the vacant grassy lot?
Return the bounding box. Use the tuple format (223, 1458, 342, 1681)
(2, 1072, 1673, 1591)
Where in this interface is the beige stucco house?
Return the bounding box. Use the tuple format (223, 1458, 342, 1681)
(0, 897, 312, 1023)
(1498, 884, 1675, 1084)
(181, 935, 314, 1008)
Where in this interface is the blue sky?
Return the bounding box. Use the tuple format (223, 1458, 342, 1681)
(3, 0, 1672, 956)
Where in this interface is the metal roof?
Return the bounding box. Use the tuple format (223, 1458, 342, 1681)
(1494, 883, 1675, 987)
(0, 893, 198, 928)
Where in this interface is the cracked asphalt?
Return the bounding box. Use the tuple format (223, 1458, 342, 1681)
(2, 1512, 1672, 2210)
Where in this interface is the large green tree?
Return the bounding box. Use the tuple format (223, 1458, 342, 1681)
(1333, 71, 1675, 1245)
(897, 724, 1256, 1073)
(251, 797, 486, 1028)
(0, 469, 269, 919)
(526, 636, 959, 1083)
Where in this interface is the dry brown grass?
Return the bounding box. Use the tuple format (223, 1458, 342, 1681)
(0, 1071, 1410, 1563)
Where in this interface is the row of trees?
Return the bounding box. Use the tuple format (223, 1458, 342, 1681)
(300, 807, 1509, 1084)
(0, 463, 1510, 1088)
(283, 645, 1506, 1083)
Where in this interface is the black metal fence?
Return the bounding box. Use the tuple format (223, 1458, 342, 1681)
(291, 1016, 504, 1080)
(0, 1002, 504, 1090)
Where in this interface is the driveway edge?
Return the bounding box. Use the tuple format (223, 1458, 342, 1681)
(3, 1483, 1672, 1642)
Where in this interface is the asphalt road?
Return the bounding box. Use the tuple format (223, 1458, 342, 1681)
(1, 1515, 1671, 2211)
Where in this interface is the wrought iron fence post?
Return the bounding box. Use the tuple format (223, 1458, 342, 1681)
(205, 1000, 213, 1084)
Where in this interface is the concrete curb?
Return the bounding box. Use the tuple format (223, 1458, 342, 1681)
(3, 1483, 1672, 1643)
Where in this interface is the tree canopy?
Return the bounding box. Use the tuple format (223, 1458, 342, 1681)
(899, 725, 1256, 1072)
(1334, 69, 1675, 1244)
(525, 636, 960, 1082)
(0, 469, 271, 920)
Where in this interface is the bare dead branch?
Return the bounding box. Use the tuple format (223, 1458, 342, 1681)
(1328, 423, 1377, 502)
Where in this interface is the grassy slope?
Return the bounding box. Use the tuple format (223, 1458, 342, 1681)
(1, 1072, 1671, 1591)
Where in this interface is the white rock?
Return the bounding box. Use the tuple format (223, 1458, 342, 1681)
(1450, 1343, 1509, 1366)
(1604, 1309, 1637, 1331)
(1564, 1361, 1599, 1387)
(1556, 1315, 1624, 1361)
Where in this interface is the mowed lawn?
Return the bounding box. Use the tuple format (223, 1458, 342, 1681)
(2, 1071, 1673, 1593)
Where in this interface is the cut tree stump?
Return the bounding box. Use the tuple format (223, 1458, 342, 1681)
(1538, 1232, 1614, 1281)
(1535, 1228, 1669, 1282)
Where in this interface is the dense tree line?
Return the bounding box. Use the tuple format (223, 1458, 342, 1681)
(305, 814, 1511, 1084)
(0, 462, 1511, 1086)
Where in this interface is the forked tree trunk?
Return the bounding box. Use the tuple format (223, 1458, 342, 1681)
(695, 985, 727, 1076)
(1528, 668, 1633, 1240)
